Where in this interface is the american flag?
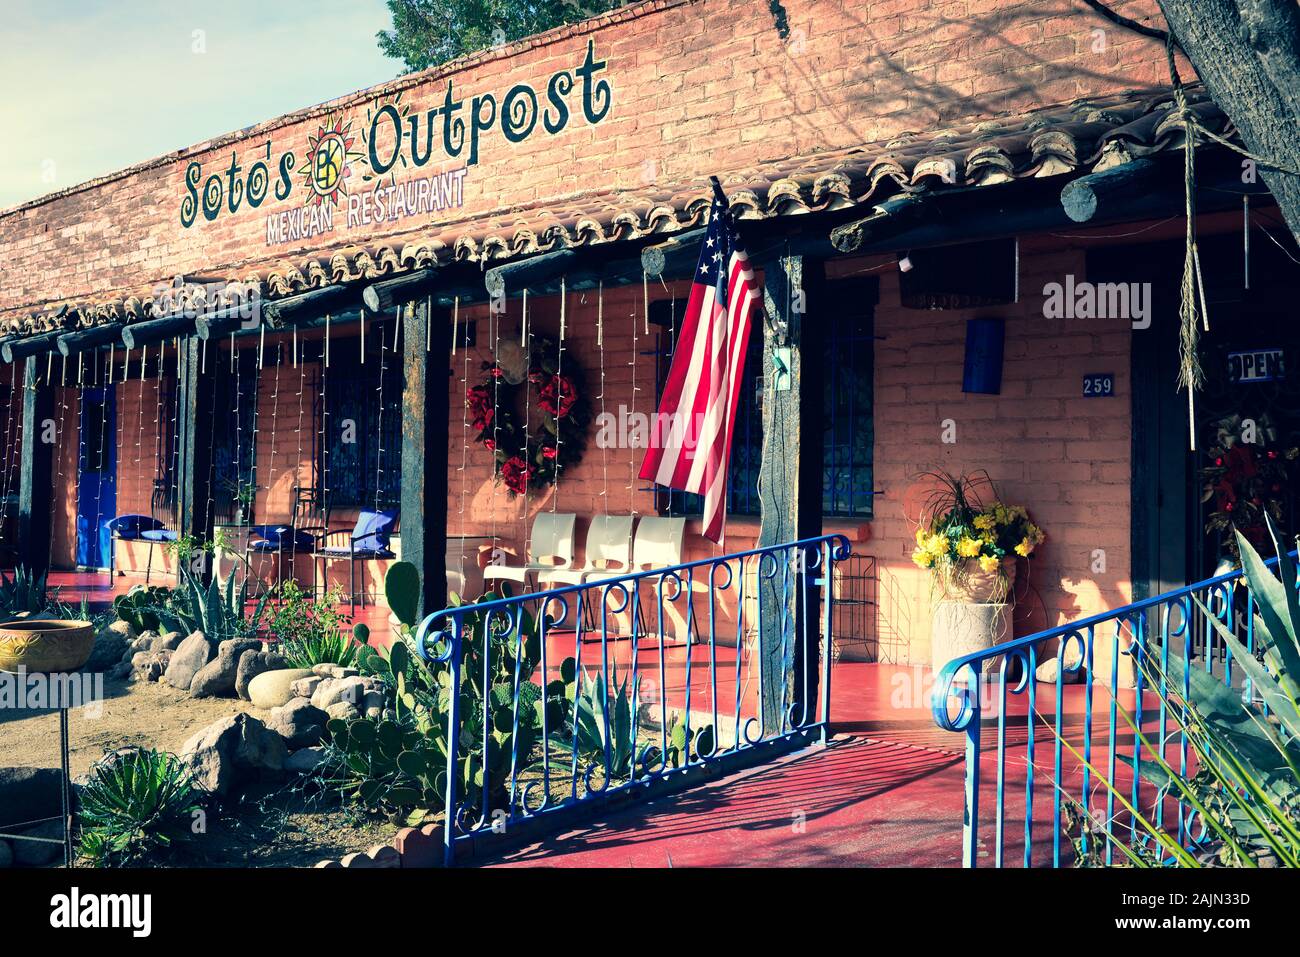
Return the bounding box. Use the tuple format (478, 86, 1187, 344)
(639, 178, 760, 544)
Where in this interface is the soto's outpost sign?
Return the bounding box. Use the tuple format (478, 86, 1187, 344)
(178, 40, 613, 247)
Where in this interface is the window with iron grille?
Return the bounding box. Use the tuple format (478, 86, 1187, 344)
(651, 276, 875, 519)
(322, 320, 404, 510)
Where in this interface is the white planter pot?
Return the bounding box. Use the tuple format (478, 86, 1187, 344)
(931, 600, 1011, 675)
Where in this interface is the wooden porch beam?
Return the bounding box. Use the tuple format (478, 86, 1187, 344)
(56, 323, 126, 358)
(174, 335, 218, 581)
(756, 254, 826, 735)
(121, 315, 197, 351)
(3, 331, 63, 364)
(401, 297, 450, 618)
(362, 268, 440, 313)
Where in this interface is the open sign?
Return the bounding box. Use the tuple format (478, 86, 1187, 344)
(1228, 349, 1285, 383)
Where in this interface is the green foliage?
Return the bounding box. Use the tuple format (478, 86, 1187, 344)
(385, 561, 422, 628)
(1064, 515, 1300, 867)
(77, 748, 205, 867)
(152, 564, 269, 646)
(550, 662, 641, 779)
(112, 584, 177, 634)
(0, 565, 49, 616)
(269, 581, 357, 668)
(335, 589, 565, 821)
(376, 0, 621, 73)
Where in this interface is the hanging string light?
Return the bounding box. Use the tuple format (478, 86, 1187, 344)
(628, 286, 640, 518)
(552, 277, 567, 513)
(597, 282, 608, 510)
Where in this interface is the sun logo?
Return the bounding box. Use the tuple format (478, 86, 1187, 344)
(302, 114, 362, 208)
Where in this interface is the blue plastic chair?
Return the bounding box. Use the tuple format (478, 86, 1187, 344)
(313, 508, 399, 612)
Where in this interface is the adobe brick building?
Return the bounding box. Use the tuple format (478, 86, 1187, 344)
(2, 0, 1297, 668)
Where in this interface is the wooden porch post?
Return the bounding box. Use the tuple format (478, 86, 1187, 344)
(401, 297, 450, 618)
(756, 255, 825, 735)
(175, 335, 217, 581)
(17, 356, 55, 574)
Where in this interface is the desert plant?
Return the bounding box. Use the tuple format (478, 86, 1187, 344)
(269, 581, 357, 668)
(331, 562, 572, 823)
(112, 585, 176, 634)
(76, 748, 206, 867)
(550, 662, 641, 779)
(0, 565, 50, 616)
(153, 564, 269, 646)
(1059, 515, 1300, 867)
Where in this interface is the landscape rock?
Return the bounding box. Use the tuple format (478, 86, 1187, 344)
(266, 697, 328, 748)
(163, 632, 212, 690)
(190, 638, 262, 698)
(0, 767, 61, 830)
(131, 650, 172, 681)
(289, 675, 322, 699)
(312, 675, 367, 711)
(284, 746, 329, 774)
(312, 663, 359, 680)
(12, 821, 63, 867)
(129, 635, 154, 653)
(108, 661, 132, 681)
(235, 650, 288, 701)
(179, 713, 288, 797)
(248, 668, 314, 710)
(82, 627, 129, 673)
(325, 701, 359, 721)
(106, 619, 136, 641)
(152, 631, 184, 652)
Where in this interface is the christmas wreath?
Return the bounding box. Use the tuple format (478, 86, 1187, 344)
(467, 337, 589, 496)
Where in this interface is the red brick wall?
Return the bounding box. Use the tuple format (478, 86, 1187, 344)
(852, 237, 1133, 666)
(0, 0, 1184, 321)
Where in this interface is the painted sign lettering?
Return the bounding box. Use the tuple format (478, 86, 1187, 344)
(180, 39, 612, 240)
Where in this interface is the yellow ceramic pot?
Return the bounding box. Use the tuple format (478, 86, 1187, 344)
(0, 619, 96, 673)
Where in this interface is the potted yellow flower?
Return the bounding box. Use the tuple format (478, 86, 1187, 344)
(910, 471, 1045, 669)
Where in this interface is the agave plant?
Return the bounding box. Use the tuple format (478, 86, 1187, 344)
(0, 565, 50, 616)
(77, 748, 206, 867)
(153, 564, 269, 646)
(551, 662, 642, 780)
(1062, 515, 1300, 867)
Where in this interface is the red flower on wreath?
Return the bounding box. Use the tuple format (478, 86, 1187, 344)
(541, 445, 558, 460)
(466, 385, 494, 432)
(538, 374, 578, 418)
(501, 456, 533, 495)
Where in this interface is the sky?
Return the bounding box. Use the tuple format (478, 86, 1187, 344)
(0, 0, 400, 209)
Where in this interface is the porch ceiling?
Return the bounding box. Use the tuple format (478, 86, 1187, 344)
(3, 83, 1230, 343)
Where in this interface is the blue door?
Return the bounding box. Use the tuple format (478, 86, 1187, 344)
(76, 386, 116, 569)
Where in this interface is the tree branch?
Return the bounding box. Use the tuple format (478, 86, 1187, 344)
(1080, 0, 1175, 44)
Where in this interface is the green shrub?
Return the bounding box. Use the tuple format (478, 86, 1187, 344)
(270, 581, 357, 668)
(77, 748, 205, 867)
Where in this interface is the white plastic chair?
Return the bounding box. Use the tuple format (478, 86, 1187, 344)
(482, 512, 577, 589)
(586, 516, 690, 641)
(537, 515, 635, 588)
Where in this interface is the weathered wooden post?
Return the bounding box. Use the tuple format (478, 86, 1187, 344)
(757, 255, 825, 736)
(400, 296, 450, 618)
(175, 334, 218, 582)
(17, 356, 55, 575)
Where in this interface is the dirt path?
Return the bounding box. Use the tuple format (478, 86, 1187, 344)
(0, 674, 257, 776)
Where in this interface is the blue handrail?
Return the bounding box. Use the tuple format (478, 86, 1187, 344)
(930, 551, 1293, 868)
(412, 532, 851, 865)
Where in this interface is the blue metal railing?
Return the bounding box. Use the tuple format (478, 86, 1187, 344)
(930, 553, 1293, 868)
(413, 533, 850, 865)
